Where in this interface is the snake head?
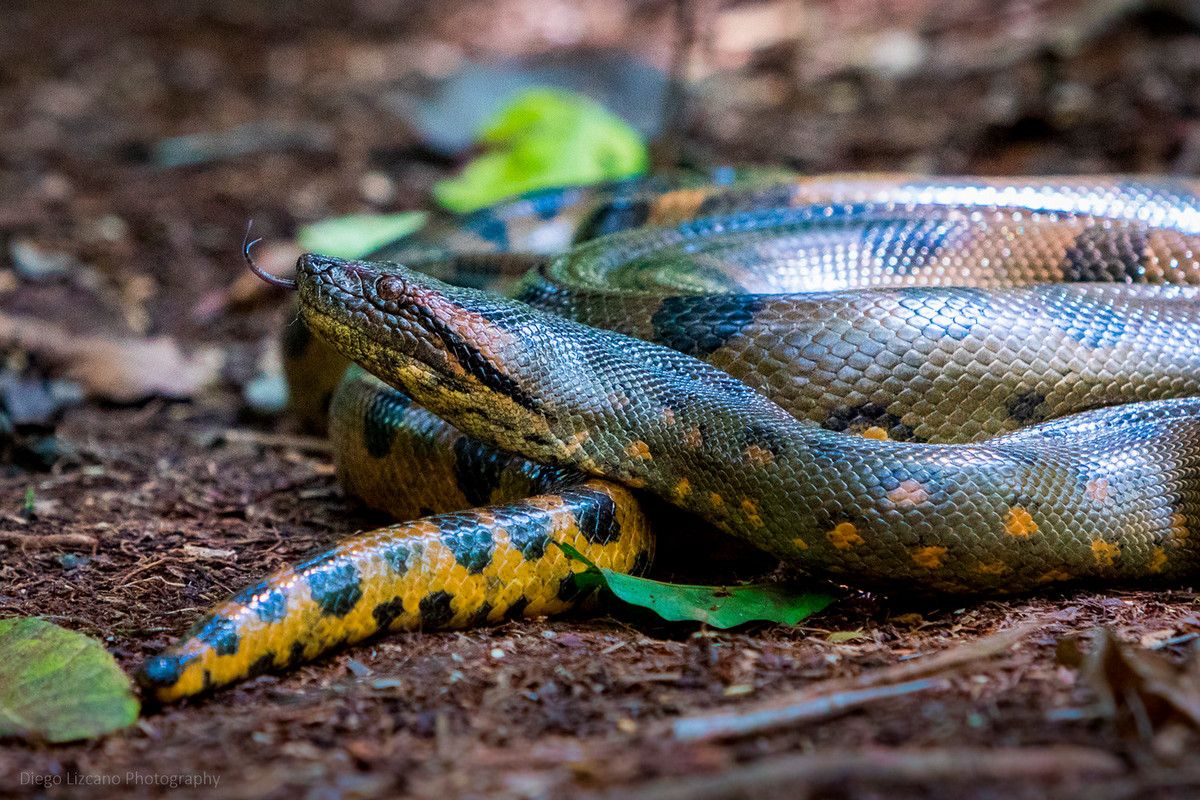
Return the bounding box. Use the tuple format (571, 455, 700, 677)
(294, 253, 582, 462)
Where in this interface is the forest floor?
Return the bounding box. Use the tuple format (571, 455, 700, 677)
(3, 2, 1200, 798)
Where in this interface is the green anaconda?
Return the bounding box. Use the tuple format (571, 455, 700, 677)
(139, 174, 1200, 702)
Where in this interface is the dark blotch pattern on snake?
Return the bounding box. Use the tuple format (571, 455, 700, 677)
(140, 174, 1200, 702)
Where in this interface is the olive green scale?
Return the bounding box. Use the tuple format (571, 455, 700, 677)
(141, 174, 1200, 702)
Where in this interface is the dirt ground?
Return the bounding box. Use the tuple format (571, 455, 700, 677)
(4, 1, 1200, 798)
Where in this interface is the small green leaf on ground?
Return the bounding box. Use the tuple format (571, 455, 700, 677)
(297, 212, 427, 259)
(434, 88, 648, 213)
(0, 617, 140, 743)
(557, 543, 835, 629)
(827, 629, 866, 643)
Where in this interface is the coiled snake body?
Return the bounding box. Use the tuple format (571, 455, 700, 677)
(140, 175, 1200, 702)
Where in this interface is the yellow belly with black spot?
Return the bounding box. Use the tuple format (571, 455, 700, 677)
(140, 174, 1200, 702)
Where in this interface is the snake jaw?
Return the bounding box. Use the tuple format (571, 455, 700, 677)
(295, 253, 588, 462)
(297, 254, 450, 372)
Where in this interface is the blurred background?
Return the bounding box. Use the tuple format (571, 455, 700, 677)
(3, 0, 1200, 437)
(5, 0, 1200, 308)
(5, 4, 1200, 794)
(2, 0, 1200, 347)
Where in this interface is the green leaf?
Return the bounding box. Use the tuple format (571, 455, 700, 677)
(826, 629, 866, 643)
(556, 543, 835, 629)
(0, 617, 140, 742)
(297, 212, 428, 259)
(434, 88, 648, 213)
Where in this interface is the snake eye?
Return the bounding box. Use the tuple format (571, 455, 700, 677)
(376, 275, 408, 301)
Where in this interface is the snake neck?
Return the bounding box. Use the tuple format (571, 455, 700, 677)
(291, 219, 1200, 593)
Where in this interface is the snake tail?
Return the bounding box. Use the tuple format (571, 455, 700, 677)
(144, 176, 1200, 702)
(137, 480, 651, 702)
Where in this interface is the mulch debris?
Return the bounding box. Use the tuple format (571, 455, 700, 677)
(4, 1, 1200, 797)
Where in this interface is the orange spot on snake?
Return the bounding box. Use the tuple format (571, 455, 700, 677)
(887, 479, 928, 508)
(911, 546, 948, 569)
(708, 492, 725, 508)
(1084, 478, 1111, 502)
(1150, 547, 1169, 574)
(791, 536, 809, 551)
(673, 478, 692, 501)
(740, 498, 765, 528)
(1037, 569, 1072, 584)
(1091, 538, 1121, 567)
(626, 440, 652, 460)
(827, 522, 864, 550)
(975, 561, 1008, 576)
(683, 426, 704, 449)
(522, 495, 561, 513)
(1170, 513, 1190, 542)
(744, 444, 774, 466)
(565, 430, 590, 454)
(649, 188, 710, 224)
(861, 426, 889, 441)
(1005, 507, 1038, 538)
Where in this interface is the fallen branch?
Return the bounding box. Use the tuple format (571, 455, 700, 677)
(845, 622, 1035, 690)
(622, 746, 1125, 800)
(672, 678, 942, 741)
(672, 623, 1034, 741)
(0, 531, 98, 551)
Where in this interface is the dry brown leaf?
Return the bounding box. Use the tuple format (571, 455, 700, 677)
(0, 312, 224, 403)
(1078, 627, 1200, 754)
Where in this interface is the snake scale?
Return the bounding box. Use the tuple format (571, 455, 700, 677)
(139, 174, 1200, 702)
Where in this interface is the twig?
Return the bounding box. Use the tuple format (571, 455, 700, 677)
(620, 746, 1125, 800)
(0, 531, 98, 551)
(844, 621, 1036, 690)
(1148, 631, 1200, 650)
(114, 556, 169, 584)
(672, 677, 943, 741)
(672, 623, 1034, 741)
